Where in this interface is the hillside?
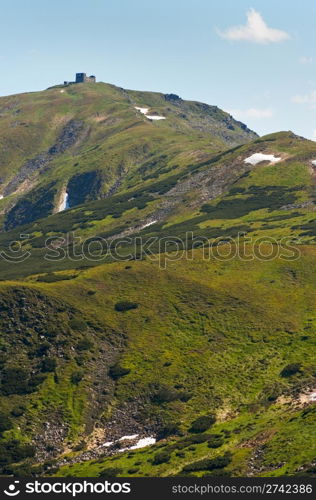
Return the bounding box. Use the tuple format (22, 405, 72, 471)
(0, 249, 315, 477)
(0, 82, 256, 231)
(0, 82, 315, 478)
(0, 130, 316, 280)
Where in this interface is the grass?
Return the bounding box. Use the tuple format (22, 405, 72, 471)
(0, 86, 316, 477)
(0, 245, 315, 476)
(0, 81, 256, 231)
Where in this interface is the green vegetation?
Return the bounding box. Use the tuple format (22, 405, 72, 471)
(182, 453, 232, 472)
(0, 84, 315, 477)
(0, 247, 315, 476)
(190, 415, 216, 433)
(114, 301, 139, 312)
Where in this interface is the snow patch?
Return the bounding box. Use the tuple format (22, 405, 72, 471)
(140, 220, 158, 229)
(244, 152, 281, 165)
(119, 434, 139, 441)
(101, 441, 114, 448)
(119, 436, 156, 453)
(308, 391, 316, 402)
(130, 437, 156, 449)
(311, 160, 316, 167)
(134, 106, 166, 120)
(57, 192, 69, 212)
(135, 107, 149, 115)
(146, 115, 166, 121)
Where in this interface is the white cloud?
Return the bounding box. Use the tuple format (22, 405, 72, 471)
(227, 108, 273, 120)
(218, 8, 290, 44)
(291, 90, 316, 108)
(299, 56, 313, 64)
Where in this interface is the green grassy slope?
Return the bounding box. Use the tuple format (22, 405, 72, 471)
(0, 247, 315, 476)
(0, 83, 316, 478)
(0, 131, 315, 280)
(0, 82, 256, 230)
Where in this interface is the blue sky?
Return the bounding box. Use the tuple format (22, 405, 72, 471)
(0, 0, 315, 139)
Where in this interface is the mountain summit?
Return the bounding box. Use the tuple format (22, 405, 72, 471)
(0, 81, 257, 229)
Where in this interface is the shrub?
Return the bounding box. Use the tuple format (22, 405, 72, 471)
(189, 414, 216, 433)
(127, 467, 139, 474)
(34, 343, 50, 357)
(176, 451, 186, 458)
(11, 464, 44, 477)
(152, 386, 180, 404)
(157, 422, 181, 440)
(280, 363, 302, 377)
(69, 317, 87, 331)
(10, 442, 36, 462)
(178, 391, 192, 402)
(71, 371, 83, 384)
(41, 358, 57, 372)
(28, 373, 46, 389)
(0, 368, 33, 395)
(152, 450, 171, 465)
(0, 412, 12, 433)
(188, 434, 212, 444)
(182, 453, 232, 472)
(151, 385, 189, 404)
(207, 434, 224, 448)
(98, 467, 122, 478)
(0, 440, 35, 467)
(114, 301, 139, 312)
(11, 406, 26, 417)
(75, 355, 86, 366)
(37, 272, 76, 283)
(165, 433, 213, 453)
(109, 363, 131, 380)
(76, 338, 93, 351)
(44, 326, 58, 339)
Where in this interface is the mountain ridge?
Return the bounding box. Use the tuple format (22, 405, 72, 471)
(0, 82, 257, 230)
(0, 82, 315, 478)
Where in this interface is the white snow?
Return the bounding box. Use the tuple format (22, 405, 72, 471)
(100, 434, 156, 454)
(57, 192, 69, 212)
(119, 436, 156, 453)
(141, 220, 158, 229)
(311, 160, 316, 166)
(135, 106, 149, 115)
(119, 434, 139, 441)
(134, 106, 166, 120)
(308, 391, 316, 402)
(244, 152, 281, 165)
(130, 437, 156, 449)
(146, 115, 166, 121)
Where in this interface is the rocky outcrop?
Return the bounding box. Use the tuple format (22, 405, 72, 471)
(3, 120, 87, 197)
(4, 120, 90, 229)
(5, 182, 58, 230)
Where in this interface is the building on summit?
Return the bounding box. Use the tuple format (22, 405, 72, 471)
(64, 73, 96, 85)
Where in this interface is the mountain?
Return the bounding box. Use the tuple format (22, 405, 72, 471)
(0, 82, 256, 231)
(0, 129, 315, 281)
(0, 82, 315, 478)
